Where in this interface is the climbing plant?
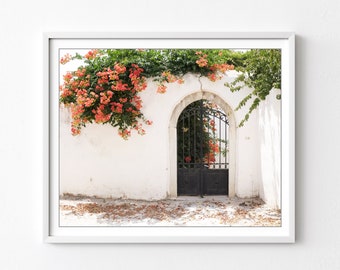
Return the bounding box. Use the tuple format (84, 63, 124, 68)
(59, 49, 236, 139)
(59, 48, 280, 138)
(225, 49, 281, 127)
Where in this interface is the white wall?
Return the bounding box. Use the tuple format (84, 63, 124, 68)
(60, 72, 277, 204)
(258, 89, 282, 207)
(1, 0, 340, 269)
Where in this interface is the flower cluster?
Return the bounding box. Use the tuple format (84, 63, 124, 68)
(156, 51, 234, 94)
(84, 49, 100, 60)
(195, 51, 234, 82)
(204, 140, 220, 164)
(59, 49, 237, 139)
(195, 51, 209, 67)
(60, 53, 72, 65)
(156, 71, 184, 94)
(207, 63, 235, 82)
(59, 51, 151, 139)
(204, 116, 220, 165)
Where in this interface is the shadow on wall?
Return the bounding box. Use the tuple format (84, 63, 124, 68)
(258, 89, 281, 208)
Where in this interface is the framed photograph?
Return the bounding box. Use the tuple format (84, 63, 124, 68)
(44, 32, 295, 243)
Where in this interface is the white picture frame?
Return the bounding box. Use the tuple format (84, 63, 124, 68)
(43, 32, 295, 243)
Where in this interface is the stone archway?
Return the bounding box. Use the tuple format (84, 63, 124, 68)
(169, 91, 236, 198)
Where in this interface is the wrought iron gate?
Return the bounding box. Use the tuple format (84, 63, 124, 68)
(177, 99, 229, 196)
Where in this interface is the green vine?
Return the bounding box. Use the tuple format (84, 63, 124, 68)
(59, 49, 280, 138)
(225, 49, 281, 127)
(59, 49, 236, 139)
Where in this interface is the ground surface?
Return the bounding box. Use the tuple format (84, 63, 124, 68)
(60, 195, 281, 227)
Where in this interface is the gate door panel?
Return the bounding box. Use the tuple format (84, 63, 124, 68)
(177, 168, 200, 196)
(177, 99, 229, 196)
(203, 169, 228, 195)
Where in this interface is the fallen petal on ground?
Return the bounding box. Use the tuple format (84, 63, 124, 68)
(60, 195, 281, 227)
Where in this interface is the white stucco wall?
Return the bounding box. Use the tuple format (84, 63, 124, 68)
(60, 71, 281, 207)
(258, 89, 282, 207)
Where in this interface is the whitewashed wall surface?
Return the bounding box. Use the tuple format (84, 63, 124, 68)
(60, 71, 281, 208)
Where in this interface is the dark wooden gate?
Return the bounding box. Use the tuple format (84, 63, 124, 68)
(177, 99, 229, 197)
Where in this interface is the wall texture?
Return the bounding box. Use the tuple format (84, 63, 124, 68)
(60, 72, 280, 206)
(1, 0, 340, 269)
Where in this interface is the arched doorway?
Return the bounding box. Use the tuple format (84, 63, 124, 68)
(169, 91, 236, 198)
(177, 99, 229, 196)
